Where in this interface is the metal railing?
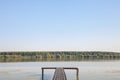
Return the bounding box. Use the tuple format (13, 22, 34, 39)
(41, 67, 79, 80)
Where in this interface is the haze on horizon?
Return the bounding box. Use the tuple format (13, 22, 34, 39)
(0, 0, 120, 52)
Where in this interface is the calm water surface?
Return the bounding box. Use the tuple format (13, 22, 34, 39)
(0, 61, 120, 80)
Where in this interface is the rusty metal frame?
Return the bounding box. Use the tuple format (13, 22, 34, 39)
(41, 67, 79, 80)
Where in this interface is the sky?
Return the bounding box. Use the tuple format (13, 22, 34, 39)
(0, 0, 120, 52)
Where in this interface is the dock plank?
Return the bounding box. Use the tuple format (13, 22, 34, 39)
(52, 68, 67, 80)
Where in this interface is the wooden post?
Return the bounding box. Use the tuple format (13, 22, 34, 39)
(42, 68, 44, 80)
(76, 68, 79, 80)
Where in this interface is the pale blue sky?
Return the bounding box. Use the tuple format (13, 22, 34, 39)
(0, 0, 120, 52)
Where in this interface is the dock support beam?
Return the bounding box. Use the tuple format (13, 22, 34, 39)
(42, 68, 44, 80)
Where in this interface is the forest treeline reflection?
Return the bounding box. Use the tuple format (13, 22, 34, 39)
(0, 51, 120, 62)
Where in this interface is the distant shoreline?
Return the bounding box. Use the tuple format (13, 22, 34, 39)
(0, 51, 120, 62)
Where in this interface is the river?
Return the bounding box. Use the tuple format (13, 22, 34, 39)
(0, 61, 120, 80)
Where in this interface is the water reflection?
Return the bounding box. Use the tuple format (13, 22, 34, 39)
(0, 57, 120, 62)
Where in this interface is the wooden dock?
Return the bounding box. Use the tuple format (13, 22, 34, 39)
(41, 67, 79, 80)
(53, 68, 66, 80)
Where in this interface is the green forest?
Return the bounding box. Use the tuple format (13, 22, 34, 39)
(0, 51, 120, 62)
